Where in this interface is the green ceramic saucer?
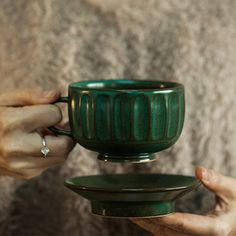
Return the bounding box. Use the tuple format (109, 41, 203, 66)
(65, 174, 201, 218)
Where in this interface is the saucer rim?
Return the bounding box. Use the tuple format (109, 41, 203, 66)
(64, 173, 201, 193)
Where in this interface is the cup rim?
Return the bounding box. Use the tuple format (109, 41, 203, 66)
(69, 79, 183, 92)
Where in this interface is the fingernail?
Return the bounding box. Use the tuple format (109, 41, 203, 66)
(43, 90, 57, 98)
(202, 168, 210, 182)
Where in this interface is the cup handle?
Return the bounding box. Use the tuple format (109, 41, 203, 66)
(48, 96, 73, 137)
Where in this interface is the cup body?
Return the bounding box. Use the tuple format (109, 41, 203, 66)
(65, 79, 185, 162)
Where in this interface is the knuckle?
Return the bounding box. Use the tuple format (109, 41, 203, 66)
(0, 142, 23, 170)
(0, 137, 18, 158)
(0, 109, 17, 132)
(49, 105, 62, 123)
(0, 146, 15, 169)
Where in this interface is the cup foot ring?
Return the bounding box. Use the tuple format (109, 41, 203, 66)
(97, 153, 156, 163)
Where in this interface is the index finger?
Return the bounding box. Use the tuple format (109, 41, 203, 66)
(0, 89, 60, 106)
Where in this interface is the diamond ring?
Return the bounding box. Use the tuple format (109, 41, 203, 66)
(41, 136, 50, 158)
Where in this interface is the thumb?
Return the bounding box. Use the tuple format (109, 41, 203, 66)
(0, 89, 61, 106)
(196, 166, 236, 201)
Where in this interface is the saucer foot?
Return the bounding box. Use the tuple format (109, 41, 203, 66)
(91, 201, 175, 218)
(97, 153, 156, 163)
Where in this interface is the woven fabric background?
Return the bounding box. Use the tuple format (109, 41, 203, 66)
(0, 0, 236, 235)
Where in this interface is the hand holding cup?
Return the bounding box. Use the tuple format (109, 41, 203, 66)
(0, 89, 75, 179)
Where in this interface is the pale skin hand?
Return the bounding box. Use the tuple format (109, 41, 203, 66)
(131, 167, 236, 236)
(0, 89, 75, 179)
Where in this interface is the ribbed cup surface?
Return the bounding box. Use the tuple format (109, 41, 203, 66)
(68, 80, 185, 159)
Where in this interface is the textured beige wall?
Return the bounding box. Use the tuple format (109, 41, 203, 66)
(0, 0, 236, 235)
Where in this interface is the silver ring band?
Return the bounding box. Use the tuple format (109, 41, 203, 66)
(40, 136, 50, 158)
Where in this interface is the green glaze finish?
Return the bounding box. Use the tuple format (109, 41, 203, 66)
(97, 153, 156, 163)
(49, 79, 185, 162)
(91, 202, 175, 218)
(65, 174, 201, 218)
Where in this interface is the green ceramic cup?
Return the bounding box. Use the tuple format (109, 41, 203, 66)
(49, 79, 185, 162)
